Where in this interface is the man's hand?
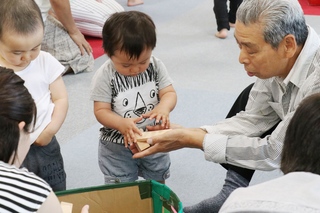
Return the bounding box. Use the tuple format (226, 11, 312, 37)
(130, 127, 206, 158)
(130, 128, 184, 158)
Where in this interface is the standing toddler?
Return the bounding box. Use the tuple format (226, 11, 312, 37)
(0, 0, 68, 191)
(90, 11, 177, 184)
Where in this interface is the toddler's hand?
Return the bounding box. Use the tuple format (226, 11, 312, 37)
(119, 117, 143, 147)
(143, 107, 170, 129)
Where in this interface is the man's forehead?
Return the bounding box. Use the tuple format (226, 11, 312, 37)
(234, 23, 265, 47)
(235, 36, 259, 48)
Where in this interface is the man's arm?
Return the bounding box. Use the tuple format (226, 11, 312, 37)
(132, 128, 206, 159)
(201, 79, 283, 170)
(204, 73, 320, 171)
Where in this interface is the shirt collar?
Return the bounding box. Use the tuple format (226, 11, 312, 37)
(282, 26, 320, 87)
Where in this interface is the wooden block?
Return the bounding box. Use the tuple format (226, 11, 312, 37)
(135, 141, 151, 152)
(135, 129, 171, 152)
(136, 129, 172, 142)
(61, 202, 73, 213)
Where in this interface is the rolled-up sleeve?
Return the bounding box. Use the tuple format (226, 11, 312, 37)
(203, 133, 228, 163)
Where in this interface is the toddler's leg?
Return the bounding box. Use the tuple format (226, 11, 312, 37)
(139, 153, 170, 183)
(21, 136, 66, 192)
(98, 140, 138, 183)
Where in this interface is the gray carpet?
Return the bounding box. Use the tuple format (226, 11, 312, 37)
(58, 0, 320, 207)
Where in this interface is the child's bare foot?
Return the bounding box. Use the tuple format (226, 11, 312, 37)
(229, 22, 236, 28)
(215, 29, 228, 39)
(127, 0, 143, 6)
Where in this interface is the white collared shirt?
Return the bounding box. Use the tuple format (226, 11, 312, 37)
(202, 26, 320, 170)
(220, 172, 320, 213)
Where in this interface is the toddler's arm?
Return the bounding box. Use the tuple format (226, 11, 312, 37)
(94, 101, 142, 147)
(35, 76, 68, 146)
(143, 85, 177, 129)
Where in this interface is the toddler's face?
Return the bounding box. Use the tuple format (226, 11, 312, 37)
(110, 48, 152, 76)
(0, 24, 43, 71)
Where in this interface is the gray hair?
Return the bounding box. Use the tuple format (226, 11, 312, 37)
(236, 0, 308, 48)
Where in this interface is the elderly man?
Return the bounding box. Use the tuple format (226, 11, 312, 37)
(130, 0, 320, 212)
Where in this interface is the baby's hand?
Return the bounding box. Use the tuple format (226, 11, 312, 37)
(143, 107, 170, 129)
(119, 117, 143, 147)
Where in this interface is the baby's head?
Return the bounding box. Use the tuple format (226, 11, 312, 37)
(0, 0, 44, 70)
(0, 0, 44, 40)
(102, 11, 156, 60)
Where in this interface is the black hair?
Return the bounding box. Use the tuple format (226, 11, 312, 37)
(0, 68, 36, 163)
(102, 11, 156, 60)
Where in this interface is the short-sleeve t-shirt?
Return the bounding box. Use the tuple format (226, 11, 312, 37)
(90, 55, 173, 144)
(15, 51, 65, 144)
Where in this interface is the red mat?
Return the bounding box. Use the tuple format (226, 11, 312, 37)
(299, 0, 320, 15)
(86, 36, 104, 59)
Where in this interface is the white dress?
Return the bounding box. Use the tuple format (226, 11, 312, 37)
(71, 0, 124, 38)
(35, 0, 124, 38)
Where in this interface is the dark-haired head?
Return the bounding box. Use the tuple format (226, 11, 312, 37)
(102, 11, 156, 60)
(0, 67, 36, 165)
(281, 92, 320, 175)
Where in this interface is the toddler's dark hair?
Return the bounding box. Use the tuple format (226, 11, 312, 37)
(102, 11, 156, 59)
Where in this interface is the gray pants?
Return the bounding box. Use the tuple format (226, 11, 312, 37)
(21, 136, 66, 192)
(99, 140, 170, 183)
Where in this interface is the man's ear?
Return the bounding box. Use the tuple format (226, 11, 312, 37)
(282, 34, 297, 58)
